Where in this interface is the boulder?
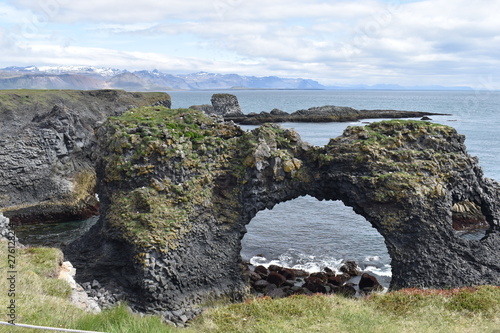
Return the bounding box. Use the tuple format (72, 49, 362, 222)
(254, 265, 269, 278)
(303, 277, 327, 294)
(279, 268, 296, 281)
(358, 273, 383, 294)
(267, 287, 287, 299)
(253, 279, 270, 291)
(340, 261, 361, 277)
(336, 285, 357, 298)
(328, 275, 349, 286)
(267, 272, 287, 287)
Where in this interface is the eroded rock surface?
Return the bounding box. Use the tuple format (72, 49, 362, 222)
(210, 93, 244, 117)
(65, 107, 500, 322)
(0, 90, 171, 224)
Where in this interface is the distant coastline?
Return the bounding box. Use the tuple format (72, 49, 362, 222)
(0, 65, 475, 92)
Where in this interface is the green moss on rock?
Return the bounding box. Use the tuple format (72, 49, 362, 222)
(99, 107, 245, 252)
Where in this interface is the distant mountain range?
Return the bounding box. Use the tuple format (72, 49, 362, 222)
(0, 66, 325, 91)
(0, 66, 472, 91)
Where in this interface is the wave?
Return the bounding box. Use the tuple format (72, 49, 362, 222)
(246, 248, 392, 279)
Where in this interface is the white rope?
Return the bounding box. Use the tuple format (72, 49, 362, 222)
(0, 321, 107, 333)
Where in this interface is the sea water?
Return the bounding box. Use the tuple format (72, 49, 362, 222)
(169, 89, 500, 283)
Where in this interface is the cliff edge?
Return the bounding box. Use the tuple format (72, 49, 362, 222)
(0, 90, 171, 224)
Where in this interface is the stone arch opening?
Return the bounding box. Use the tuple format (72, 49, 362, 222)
(241, 195, 392, 294)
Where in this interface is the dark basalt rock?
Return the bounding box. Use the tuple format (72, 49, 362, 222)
(340, 261, 361, 277)
(267, 272, 287, 287)
(0, 90, 171, 225)
(303, 277, 327, 294)
(254, 265, 269, 278)
(359, 273, 383, 294)
(210, 93, 244, 118)
(65, 107, 500, 322)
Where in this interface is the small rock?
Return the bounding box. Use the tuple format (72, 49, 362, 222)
(279, 268, 296, 281)
(92, 279, 101, 289)
(267, 287, 287, 299)
(267, 272, 286, 287)
(336, 285, 356, 298)
(246, 271, 262, 282)
(268, 264, 282, 272)
(324, 267, 334, 274)
(340, 261, 361, 277)
(303, 277, 327, 294)
(253, 279, 270, 291)
(254, 265, 269, 277)
(309, 272, 327, 282)
(264, 283, 277, 294)
(328, 274, 349, 286)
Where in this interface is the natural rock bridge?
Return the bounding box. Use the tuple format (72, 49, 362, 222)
(66, 106, 500, 320)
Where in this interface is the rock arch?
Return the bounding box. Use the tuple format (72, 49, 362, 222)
(65, 108, 500, 322)
(241, 195, 390, 275)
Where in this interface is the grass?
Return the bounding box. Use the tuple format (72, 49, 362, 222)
(1, 241, 498, 332)
(188, 290, 499, 333)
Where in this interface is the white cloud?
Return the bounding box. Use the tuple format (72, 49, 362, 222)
(2, 0, 500, 87)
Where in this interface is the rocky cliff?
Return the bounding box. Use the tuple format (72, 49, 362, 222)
(0, 90, 171, 224)
(65, 107, 500, 323)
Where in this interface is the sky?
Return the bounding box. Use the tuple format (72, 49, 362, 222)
(0, 0, 499, 88)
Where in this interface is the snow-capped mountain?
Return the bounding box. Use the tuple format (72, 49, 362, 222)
(0, 66, 326, 91)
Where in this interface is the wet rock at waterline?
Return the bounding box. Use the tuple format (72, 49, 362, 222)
(243, 262, 382, 298)
(65, 107, 500, 323)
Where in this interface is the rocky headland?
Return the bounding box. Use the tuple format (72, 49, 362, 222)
(0, 89, 171, 224)
(63, 105, 499, 324)
(191, 93, 447, 124)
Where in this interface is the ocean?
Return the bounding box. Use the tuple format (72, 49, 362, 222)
(16, 89, 500, 286)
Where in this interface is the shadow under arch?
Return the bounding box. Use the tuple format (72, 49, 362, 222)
(241, 195, 392, 285)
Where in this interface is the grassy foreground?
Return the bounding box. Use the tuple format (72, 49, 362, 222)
(1, 241, 498, 333)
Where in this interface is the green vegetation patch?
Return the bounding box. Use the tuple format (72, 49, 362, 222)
(321, 120, 464, 201)
(189, 286, 500, 333)
(0, 89, 170, 125)
(0, 242, 74, 328)
(100, 107, 245, 253)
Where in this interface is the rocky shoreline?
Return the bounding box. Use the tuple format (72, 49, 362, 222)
(243, 261, 384, 299)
